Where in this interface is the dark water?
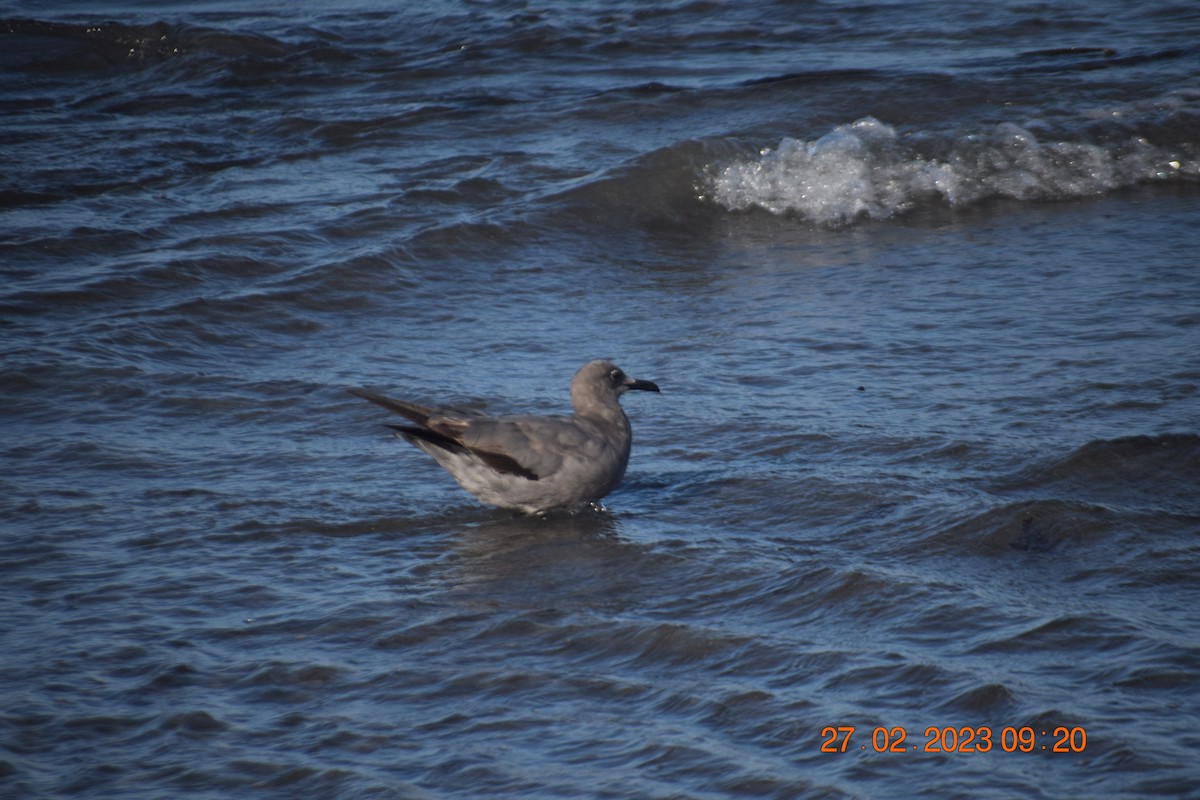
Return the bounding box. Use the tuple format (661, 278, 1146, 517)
(3, 2, 1199, 798)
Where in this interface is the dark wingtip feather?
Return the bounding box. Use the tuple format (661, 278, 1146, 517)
(349, 388, 432, 426)
(385, 423, 462, 452)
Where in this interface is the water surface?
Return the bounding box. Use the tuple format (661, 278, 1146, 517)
(2, 2, 1199, 797)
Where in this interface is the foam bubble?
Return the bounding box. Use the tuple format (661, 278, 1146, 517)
(707, 117, 1197, 226)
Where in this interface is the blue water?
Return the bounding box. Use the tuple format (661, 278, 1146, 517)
(2, 2, 1199, 798)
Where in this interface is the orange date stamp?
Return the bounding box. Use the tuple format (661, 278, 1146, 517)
(820, 725, 1087, 754)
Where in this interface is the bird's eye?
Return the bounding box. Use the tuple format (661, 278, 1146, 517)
(610, 368, 625, 383)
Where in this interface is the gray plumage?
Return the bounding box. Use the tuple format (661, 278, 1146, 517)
(350, 360, 660, 513)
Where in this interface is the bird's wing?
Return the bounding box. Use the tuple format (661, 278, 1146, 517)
(384, 421, 536, 480)
(447, 415, 599, 482)
(350, 390, 586, 482)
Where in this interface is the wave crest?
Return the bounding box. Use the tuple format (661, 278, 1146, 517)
(707, 116, 1197, 226)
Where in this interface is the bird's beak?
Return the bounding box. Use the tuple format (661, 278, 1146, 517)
(625, 377, 660, 393)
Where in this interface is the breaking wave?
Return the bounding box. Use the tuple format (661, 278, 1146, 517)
(707, 116, 1198, 226)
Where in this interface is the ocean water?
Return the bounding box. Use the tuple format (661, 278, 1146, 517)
(2, 2, 1199, 798)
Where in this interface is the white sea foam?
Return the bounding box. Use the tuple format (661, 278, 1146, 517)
(707, 117, 1194, 225)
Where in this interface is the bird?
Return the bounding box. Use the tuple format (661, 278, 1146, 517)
(349, 360, 660, 514)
